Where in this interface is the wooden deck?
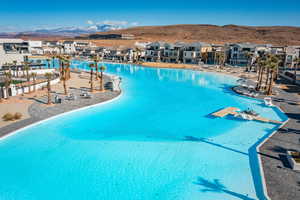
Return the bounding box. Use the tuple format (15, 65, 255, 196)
(211, 107, 239, 117)
(211, 107, 282, 124)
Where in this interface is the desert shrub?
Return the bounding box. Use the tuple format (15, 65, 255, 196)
(14, 112, 23, 120)
(2, 113, 15, 121)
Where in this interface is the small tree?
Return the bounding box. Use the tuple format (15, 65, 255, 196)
(89, 63, 95, 92)
(44, 73, 53, 105)
(99, 65, 106, 91)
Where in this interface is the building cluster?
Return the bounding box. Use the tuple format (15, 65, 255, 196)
(1, 38, 300, 69)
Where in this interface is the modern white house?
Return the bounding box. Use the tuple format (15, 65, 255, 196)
(227, 43, 256, 66)
(161, 42, 185, 63)
(63, 41, 77, 55)
(42, 41, 63, 55)
(28, 40, 43, 55)
(0, 39, 31, 68)
(145, 42, 166, 62)
(284, 46, 300, 67)
(183, 42, 211, 64)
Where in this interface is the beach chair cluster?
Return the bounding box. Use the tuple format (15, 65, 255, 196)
(80, 91, 92, 99)
(237, 79, 260, 98)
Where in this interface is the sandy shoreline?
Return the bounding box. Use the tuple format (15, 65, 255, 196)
(0, 71, 121, 138)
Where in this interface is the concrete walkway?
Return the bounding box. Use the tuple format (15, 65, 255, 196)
(0, 76, 121, 138)
(259, 79, 300, 200)
(233, 77, 300, 199)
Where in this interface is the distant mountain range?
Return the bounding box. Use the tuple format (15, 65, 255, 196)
(1, 24, 300, 47)
(86, 24, 300, 47)
(0, 24, 124, 38)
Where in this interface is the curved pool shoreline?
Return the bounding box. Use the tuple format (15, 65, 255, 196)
(0, 63, 289, 200)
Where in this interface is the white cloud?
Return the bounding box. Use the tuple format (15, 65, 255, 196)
(131, 22, 139, 26)
(97, 20, 128, 26)
(87, 20, 94, 25)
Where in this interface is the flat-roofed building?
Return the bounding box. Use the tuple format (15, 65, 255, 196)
(0, 38, 31, 68)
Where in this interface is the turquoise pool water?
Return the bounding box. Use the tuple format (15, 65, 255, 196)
(0, 61, 287, 200)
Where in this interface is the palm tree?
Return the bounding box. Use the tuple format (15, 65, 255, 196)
(217, 51, 225, 68)
(23, 61, 31, 82)
(46, 58, 51, 69)
(7, 63, 13, 76)
(244, 51, 253, 72)
(256, 56, 267, 91)
(31, 72, 37, 92)
(89, 63, 95, 92)
(61, 60, 70, 95)
(266, 55, 280, 95)
(201, 51, 208, 64)
(44, 73, 53, 105)
(99, 65, 106, 91)
(293, 57, 300, 83)
(4, 72, 12, 100)
(52, 56, 56, 69)
(13, 60, 18, 77)
(0, 87, 3, 103)
(93, 56, 100, 80)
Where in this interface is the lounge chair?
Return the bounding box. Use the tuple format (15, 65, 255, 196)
(81, 92, 92, 99)
(235, 112, 253, 121)
(65, 93, 76, 101)
(264, 97, 274, 107)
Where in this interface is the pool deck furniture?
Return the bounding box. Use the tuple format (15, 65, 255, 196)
(211, 107, 282, 124)
(211, 107, 240, 117)
(264, 97, 274, 107)
(287, 151, 300, 171)
(233, 77, 300, 199)
(0, 74, 120, 138)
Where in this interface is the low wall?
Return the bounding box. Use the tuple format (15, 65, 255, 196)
(0, 77, 60, 98)
(11, 69, 56, 77)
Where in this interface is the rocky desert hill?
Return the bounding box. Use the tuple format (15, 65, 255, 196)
(79, 24, 300, 47)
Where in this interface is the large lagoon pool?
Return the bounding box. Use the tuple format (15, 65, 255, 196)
(0, 62, 287, 200)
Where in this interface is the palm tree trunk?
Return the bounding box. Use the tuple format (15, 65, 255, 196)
(95, 63, 99, 80)
(100, 71, 104, 91)
(5, 82, 10, 100)
(90, 68, 94, 92)
(47, 80, 51, 105)
(267, 70, 275, 95)
(294, 63, 298, 83)
(0, 87, 3, 102)
(33, 77, 36, 92)
(264, 68, 270, 91)
(257, 67, 264, 91)
(63, 78, 67, 95)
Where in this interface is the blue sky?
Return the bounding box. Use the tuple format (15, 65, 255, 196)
(1, 0, 300, 32)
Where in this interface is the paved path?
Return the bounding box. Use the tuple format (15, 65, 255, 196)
(233, 78, 300, 200)
(0, 77, 120, 138)
(259, 79, 300, 200)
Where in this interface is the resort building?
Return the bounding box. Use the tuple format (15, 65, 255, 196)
(42, 41, 63, 55)
(145, 42, 166, 62)
(63, 41, 77, 55)
(284, 46, 300, 67)
(161, 42, 185, 63)
(28, 40, 43, 55)
(0, 39, 30, 68)
(227, 43, 256, 66)
(183, 42, 211, 64)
